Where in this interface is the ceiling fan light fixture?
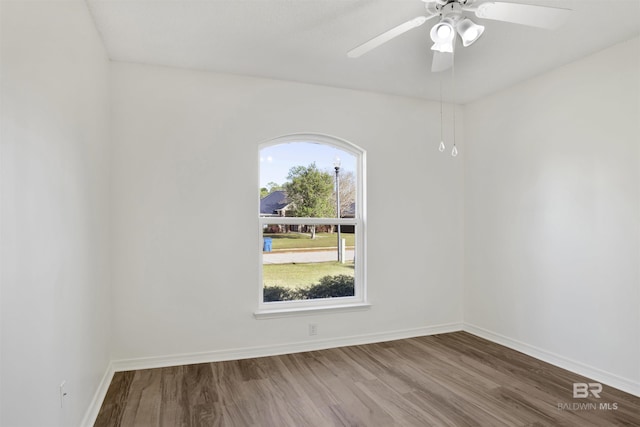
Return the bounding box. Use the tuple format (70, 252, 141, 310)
(430, 20, 455, 53)
(430, 21, 454, 43)
(457, 18, 485, 47)
(436, 24, 452, 39)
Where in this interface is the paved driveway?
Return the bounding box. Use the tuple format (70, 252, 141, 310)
(263, 249, 355, 264)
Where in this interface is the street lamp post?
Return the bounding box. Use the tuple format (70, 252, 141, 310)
(334, 158, 342, 263)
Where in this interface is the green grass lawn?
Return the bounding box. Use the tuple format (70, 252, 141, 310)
(264, 232, 355, 250)
(263, 261, 354, 289)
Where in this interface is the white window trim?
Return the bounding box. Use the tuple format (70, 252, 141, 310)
(253, 302, 372, 320)
(256, 133, 367, 317)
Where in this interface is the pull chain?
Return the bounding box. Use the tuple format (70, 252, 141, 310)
(438, 72, 445, 152)
(451, 57, 458, 157)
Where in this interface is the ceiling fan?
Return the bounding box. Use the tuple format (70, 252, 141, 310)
(347, 0, 572, 72)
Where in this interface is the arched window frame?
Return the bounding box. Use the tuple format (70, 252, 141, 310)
(255, 133, 368, 318)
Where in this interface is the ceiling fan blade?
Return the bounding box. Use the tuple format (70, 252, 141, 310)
(347, 14, 437, 58)
(431, 51, 453, 73)
(472, 2, 571, 29)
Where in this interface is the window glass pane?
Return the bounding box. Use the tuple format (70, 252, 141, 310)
(259, 142, 356, 219)
(262, 224, 356, 303)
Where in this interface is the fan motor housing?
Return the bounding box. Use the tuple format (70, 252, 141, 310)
(435, 0, 472, 6)
(439, 1, 465, 22)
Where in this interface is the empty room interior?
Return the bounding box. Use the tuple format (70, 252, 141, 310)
(1, 0, 639, 426)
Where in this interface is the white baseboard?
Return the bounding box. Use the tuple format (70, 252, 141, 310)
(111, 322, 463, 372)
(463, 323, 640, 397)
(81, 362, 115, 427)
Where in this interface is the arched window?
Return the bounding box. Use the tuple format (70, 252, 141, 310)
(257, 134, 367, 316)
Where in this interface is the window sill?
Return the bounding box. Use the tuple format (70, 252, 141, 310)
(254, 302, 371, 320)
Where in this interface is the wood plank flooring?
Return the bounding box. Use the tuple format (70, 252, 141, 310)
(95, 332, 640, 426)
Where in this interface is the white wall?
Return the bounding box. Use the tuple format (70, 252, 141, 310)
(464, 37, 640, 394)
(1, 1, 112, 426)
(110, 62, 464, 362)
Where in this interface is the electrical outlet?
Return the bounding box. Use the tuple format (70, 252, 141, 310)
(59, 381, 68, 408)
(309, 323, 318, 336)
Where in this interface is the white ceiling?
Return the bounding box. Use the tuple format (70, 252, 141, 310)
(87, 0, 640, 104)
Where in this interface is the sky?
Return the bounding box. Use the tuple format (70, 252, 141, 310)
(259, 141, 356, 189)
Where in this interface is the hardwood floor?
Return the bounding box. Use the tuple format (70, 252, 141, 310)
(95, 332, 640, 426)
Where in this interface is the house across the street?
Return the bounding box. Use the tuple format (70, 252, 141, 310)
(259, 190, 291, 217)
